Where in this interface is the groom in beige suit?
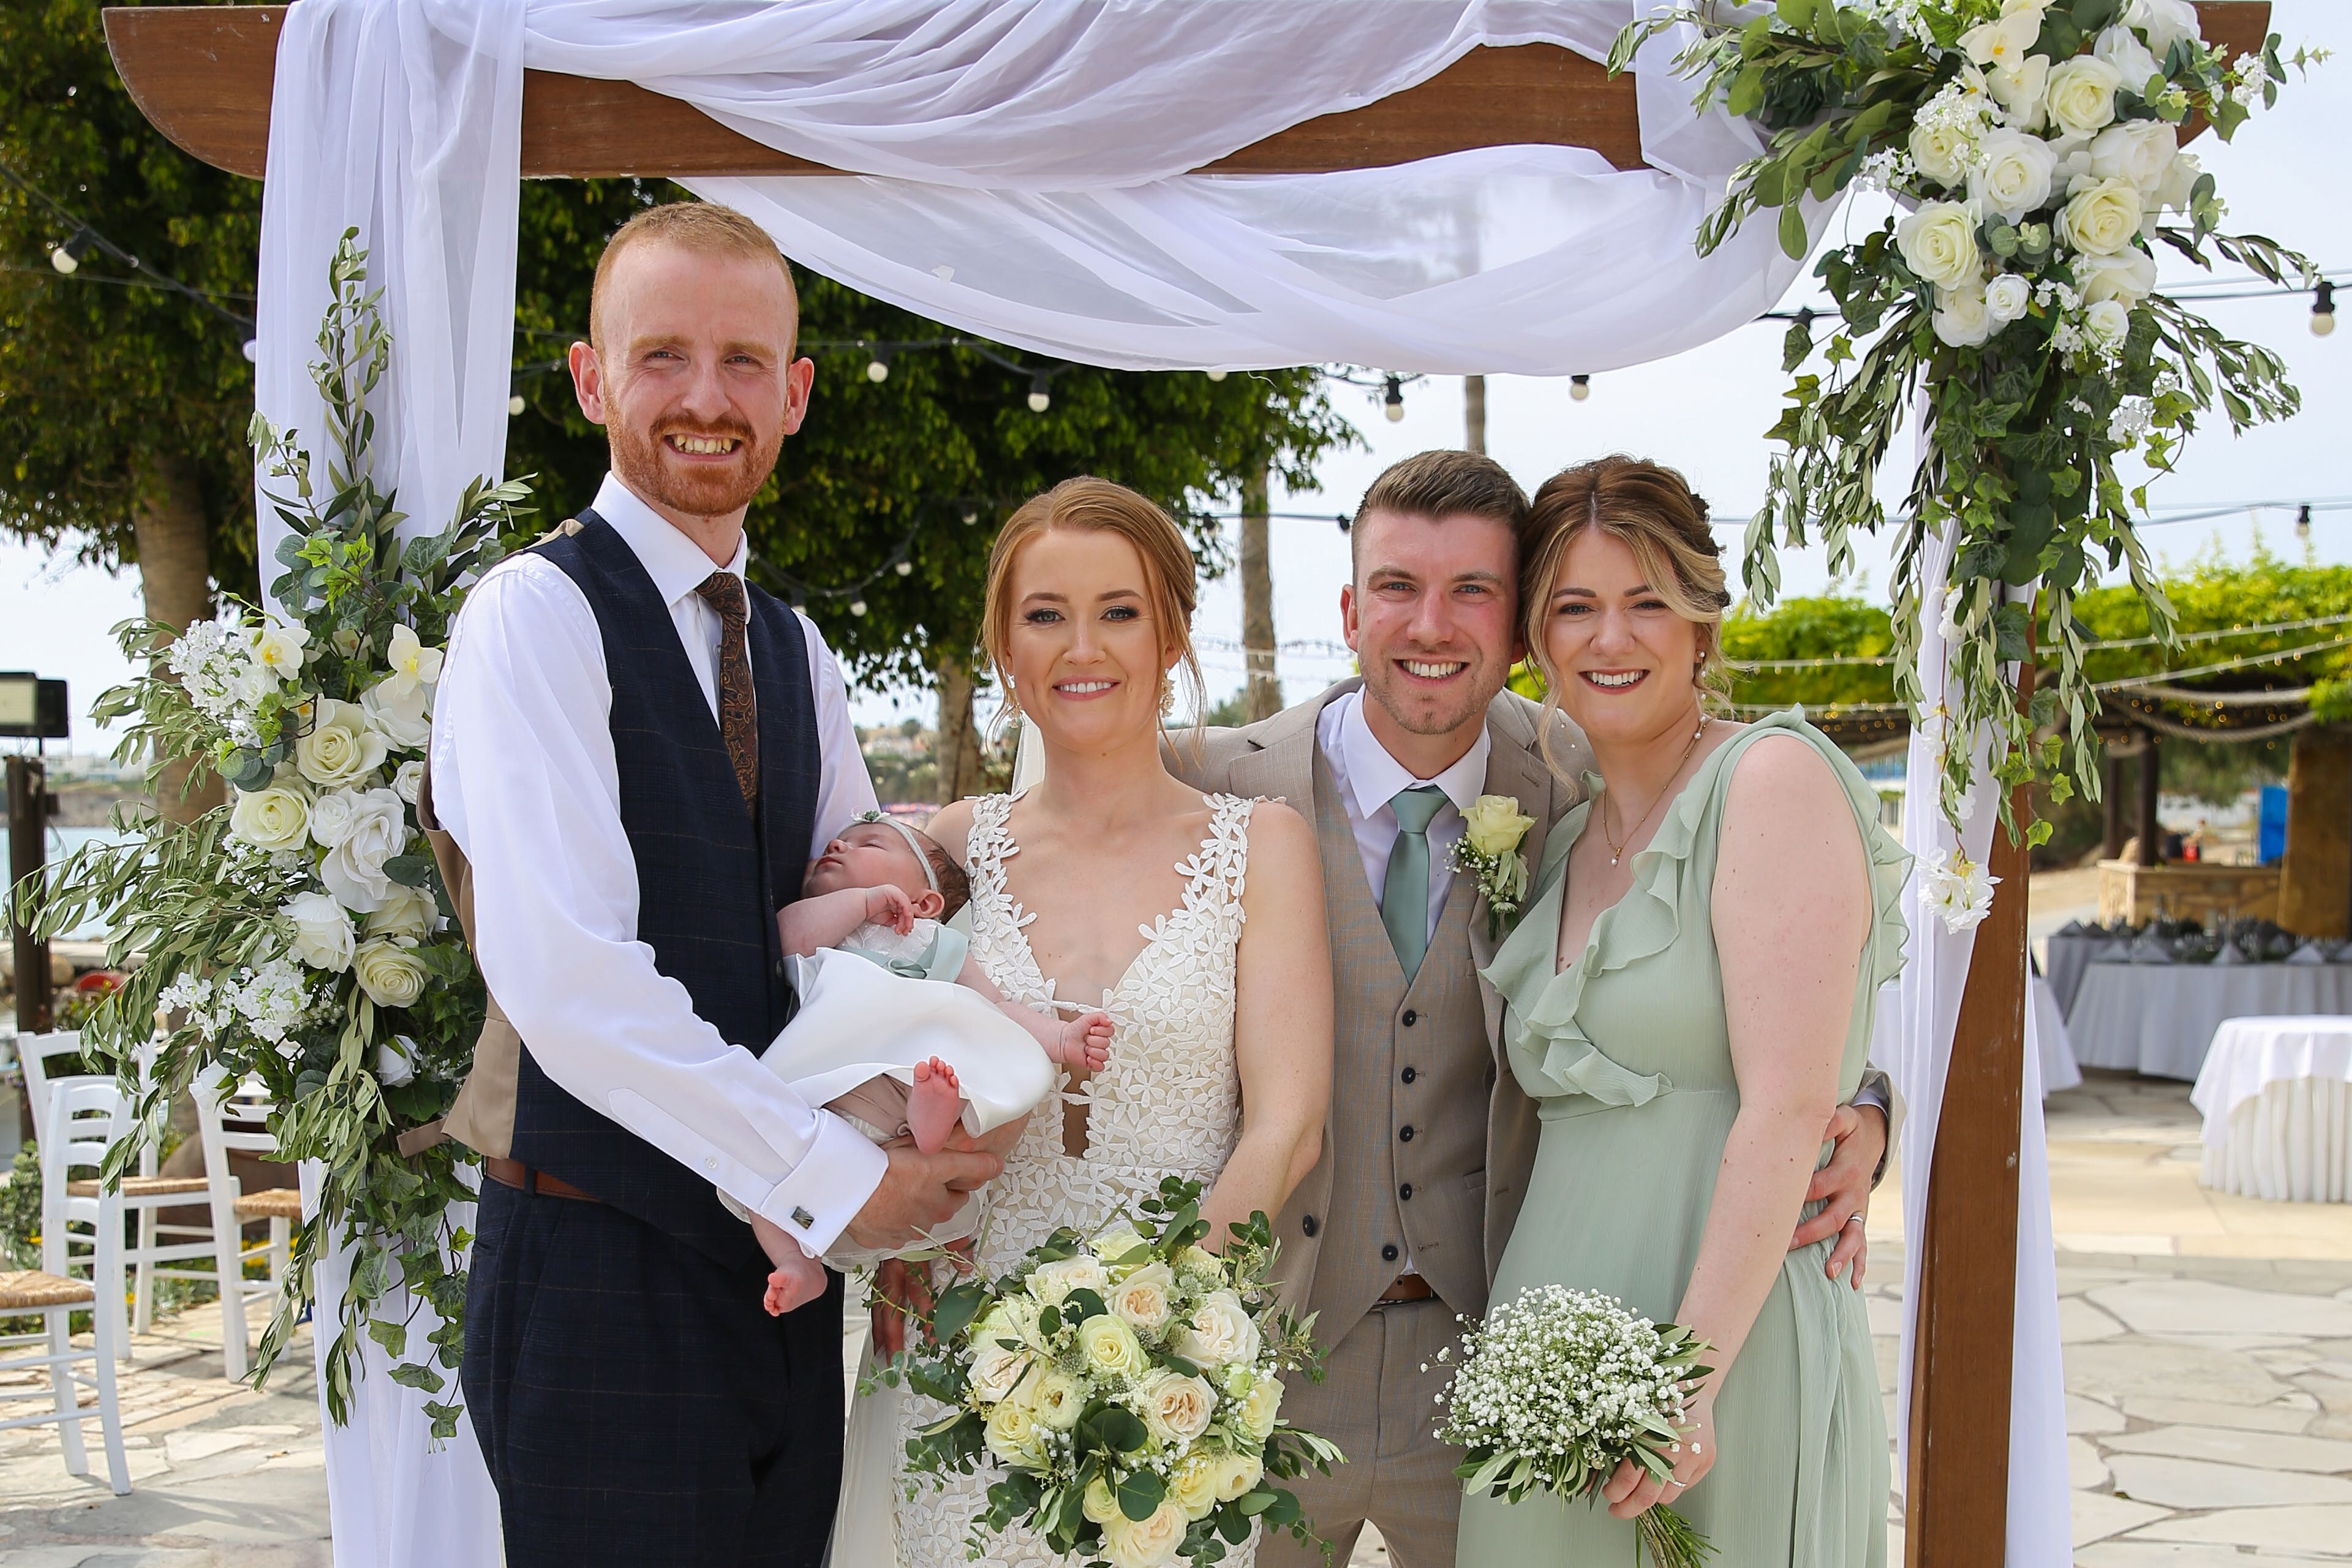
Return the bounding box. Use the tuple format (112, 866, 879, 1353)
(1173, 450, 1890, 1567)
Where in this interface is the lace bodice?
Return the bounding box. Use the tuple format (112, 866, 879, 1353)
(888, 789, 1258, 1567)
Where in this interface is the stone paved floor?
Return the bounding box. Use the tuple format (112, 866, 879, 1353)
(7, 1069, 2352, 1565)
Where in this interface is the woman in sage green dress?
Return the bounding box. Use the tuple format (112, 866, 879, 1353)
(1457, 457, 1908, 1568)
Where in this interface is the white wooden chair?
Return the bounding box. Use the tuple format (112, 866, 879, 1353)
(190, 1065, 302, 1381)
(0, 1078, 132, 1494)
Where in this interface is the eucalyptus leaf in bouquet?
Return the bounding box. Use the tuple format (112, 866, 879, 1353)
(21, 230, 535, 1435)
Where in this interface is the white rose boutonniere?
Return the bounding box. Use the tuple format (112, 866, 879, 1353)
(1452, 794, 1536, 940)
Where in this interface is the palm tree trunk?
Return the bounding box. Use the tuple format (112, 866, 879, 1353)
(132, 453, 222, 824)
(1240, 463, 1281, 722)
(934, 650, 989, 804)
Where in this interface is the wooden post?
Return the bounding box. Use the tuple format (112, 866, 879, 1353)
(1906, 658, 2034, 1568)
(1240, 464, 1281, 723)
(2138, 733, 2162, 867)
(7, 756, 55, 1035)
(2102, 746, 2127, 862)
(1464, 375, 1487, 454)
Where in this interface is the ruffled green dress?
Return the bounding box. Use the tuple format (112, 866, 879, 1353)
(1457, 711, 1910, 1568)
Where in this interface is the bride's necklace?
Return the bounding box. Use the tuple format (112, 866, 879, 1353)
(1600, 712, 1710, 868)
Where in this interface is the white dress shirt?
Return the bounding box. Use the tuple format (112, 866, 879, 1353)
(429, 472, 884, 1256)
(1316, 688, 1493, 945)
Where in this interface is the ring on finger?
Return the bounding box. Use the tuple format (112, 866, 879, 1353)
(1843, 1213, 1865, 1228)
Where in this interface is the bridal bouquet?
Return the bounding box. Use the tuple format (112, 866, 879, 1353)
(1610, 0, 2318, 856)
(1436, 1284, 1716, 1568)
(26, 232, 532, 1433)
(886, 1177, 1341, 1567)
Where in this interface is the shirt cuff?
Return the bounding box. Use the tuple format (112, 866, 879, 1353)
(1851, 1072, 1894, 1188)
(753, 1112, 889, 1257)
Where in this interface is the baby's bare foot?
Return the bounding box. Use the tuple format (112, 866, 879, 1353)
(1059, 1011, 1114, 1075)
(906, 1057, 964, 1153)
(763, 1246, 827, 1317)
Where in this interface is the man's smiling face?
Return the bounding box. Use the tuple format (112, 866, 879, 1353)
(1342, 507, 1522, 755)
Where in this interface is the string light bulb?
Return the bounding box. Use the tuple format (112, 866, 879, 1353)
(895, 559, 913, 576)
(2299, 503, 2314, 541)
(49, 228, 92, 275)
(1027, 372, 1052, 413)
(2315, 282, 2337, 339)
(1382, 375, 1405, 423)
(1206, 368, 1228, 382)
(848, 599, 869, 617)
(1570, 374, 1592, 402)
(866, 347, 892, 382)
(241, 339, 260, 364)
(508, 393, 526, 417)
(962, 508, 979, 526)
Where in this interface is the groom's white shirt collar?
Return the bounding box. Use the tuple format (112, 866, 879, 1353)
(1329, 685, 1491, 825)
(592, 470, 751, 606)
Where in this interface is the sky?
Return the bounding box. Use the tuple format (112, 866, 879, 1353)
(4, 0, 2347, 748)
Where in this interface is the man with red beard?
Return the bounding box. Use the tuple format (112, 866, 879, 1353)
(428, 202, 1005, 1567)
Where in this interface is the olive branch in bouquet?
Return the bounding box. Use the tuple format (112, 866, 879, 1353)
(23, 229, 535, 1435)
(1608, 0, 2320, 911)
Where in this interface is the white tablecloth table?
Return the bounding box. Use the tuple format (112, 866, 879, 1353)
(2192, 1017, 2352, 1202)
(2066, 962, 2352, 1081)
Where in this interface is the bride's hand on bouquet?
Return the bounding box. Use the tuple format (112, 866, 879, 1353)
(871, 1257, 933, 1356)
(1602, 1388, 1716, 1521)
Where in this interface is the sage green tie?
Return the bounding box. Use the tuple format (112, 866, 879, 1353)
(1381, 785, 1449, 981)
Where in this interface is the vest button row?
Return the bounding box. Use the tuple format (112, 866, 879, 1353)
(1399, 1183, 1413, 1201)
(1401, 1066, 1418, 1085)
(1381, 1243, 1400, 1262)
(1401, 1009, 1419, 1027)
(1399, 1125, 1415, 1143)
(1301, 1215, 1319, 1237)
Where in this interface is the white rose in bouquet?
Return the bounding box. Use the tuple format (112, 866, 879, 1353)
(1238, 1374, 1284, 1442)
(308, 787, 358, 848)
(2044, 56, 2124, 138)
(1959, 1, 2043, 69)
(320, 787, 410, 913)
(2094, 23, 2163, 91)
(1139, 1369, 1217, 1447)
(1907, 121, 1972, 187)
(1984, 54, 2050, 130)
(393, 760, 426, 807)
(977, 1297, 1045, 1352)
(982, 1397, 1044, 1468)
(1109, 1261, 1177, 1333)
(375, 1034, 420, 1087)
(1025, 1367, 1085, 1431)
(2084, 298, 2133, 352)
(1169, 1453, 1223, 1521)
(2078, 248, 2157, 308)
(366, 884, 440, 942)
(1896, 202, 1982, 290)
(296, 698, 388, 788)
(361, 677, 433, 752)
(1102, 1500, 1188, 1568)
(1969, 129, 2057, 222)
(1030, 1253, 1112, 1306)
(353, 937, 429, 1009)
(2089, 119, 2177, 196)
(2056, 176, 2145, 255)
(1077, 1313, 1151, 1382)
(2157, 149, 2203, 212)
(1175, 1289, 1262, 1371)
(230, 782, 312, 852)
(1985, 273, 2034, 325)
(379, 624, 445, 701)
(1091, 1222, 1152, 1268)
(1211, 1448, 1266, 1503)
(2125, 0, 2201, 58)
(969, 1338, 1035, 1404)
(1933, 283, 1996, 348)
(284, 889, 355, 972)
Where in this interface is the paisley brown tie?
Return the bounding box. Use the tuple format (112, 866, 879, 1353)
(693, 571, 759, 808)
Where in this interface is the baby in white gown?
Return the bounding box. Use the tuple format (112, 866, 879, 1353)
(749, 813, 1111, 1315)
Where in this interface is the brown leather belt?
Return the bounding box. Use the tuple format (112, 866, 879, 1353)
(1377, 1273, 1434, 1303)
(483, 1157, 603, 1204)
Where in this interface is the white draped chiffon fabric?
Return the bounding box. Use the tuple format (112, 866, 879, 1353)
(1874, 519, 2069, 1564)
(2194, 1017, 2352, 1201)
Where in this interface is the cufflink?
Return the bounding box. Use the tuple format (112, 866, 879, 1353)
(791, 1205, 816, 1230)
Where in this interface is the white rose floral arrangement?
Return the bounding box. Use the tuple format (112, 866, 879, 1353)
(28, 234, 532, 1435)
(1609, 0, 2321, 872)
(1434, 1284, 1716, 1568)
(883, 1177, 1342, 1567)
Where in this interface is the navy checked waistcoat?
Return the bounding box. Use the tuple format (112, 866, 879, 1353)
(509, 509, 821, 1275)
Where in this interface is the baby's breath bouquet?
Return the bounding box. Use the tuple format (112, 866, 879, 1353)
(1436, 1284, 1716, 1568)
(24, 232, 532, 1435)
(884, 1177, 1342, 1567)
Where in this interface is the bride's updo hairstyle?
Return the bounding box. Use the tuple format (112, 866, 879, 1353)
(1518, 456, 1736, 773)
(981, 476, 1207, 731)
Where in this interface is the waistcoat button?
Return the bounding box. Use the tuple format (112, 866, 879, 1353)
(1399, 1183, 1413, 1201)
(1401, 1066, 1417, 1085)
(1381, 1243, 1400, 1262)
(1302, 1215, 1319, 1238)
(1399, 1125, 1415, 1143)
(1401, 1009, 1418, 1026)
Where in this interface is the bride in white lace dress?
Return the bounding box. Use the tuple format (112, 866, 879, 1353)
(848, 478, 1332, 1568)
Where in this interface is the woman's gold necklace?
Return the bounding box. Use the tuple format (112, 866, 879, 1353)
(1600, 712, 1710, 868)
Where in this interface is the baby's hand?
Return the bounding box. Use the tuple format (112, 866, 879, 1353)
(1060, 1011, 1114, 1075)
(864, 883, 918, 936)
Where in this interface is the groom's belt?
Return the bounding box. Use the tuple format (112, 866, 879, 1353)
(1376, 1273, 1433, 1304)
(484, 1157, 604, 1204)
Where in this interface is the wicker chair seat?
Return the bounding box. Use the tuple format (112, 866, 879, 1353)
(66, 1175, 213, 1199)
(0, 1270, 97, 1310)
(234, 1188, 304, 1221)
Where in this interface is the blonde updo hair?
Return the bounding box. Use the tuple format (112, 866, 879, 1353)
(981, 477, 1207, 731)
(1518, 456, 1735, 774)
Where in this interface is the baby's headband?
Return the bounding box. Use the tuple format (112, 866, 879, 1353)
(856, 810, 940, 894)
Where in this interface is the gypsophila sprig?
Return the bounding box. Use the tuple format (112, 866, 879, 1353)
(20, 230, 537, 1438)
(876, 1177, 1343, 1567)
(1436, 1285, 1716, 1568)
(1610, 0, 2322, 851)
